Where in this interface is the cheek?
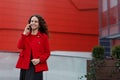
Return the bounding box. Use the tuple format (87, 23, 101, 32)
(36, 23, 39, 27)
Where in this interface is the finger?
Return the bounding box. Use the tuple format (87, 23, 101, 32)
(32, 62, 36, 65)
(25, 24, 30, 29)
(27, 24, 30, 27)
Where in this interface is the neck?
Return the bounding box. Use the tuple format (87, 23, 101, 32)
(31, 29, 38, 35)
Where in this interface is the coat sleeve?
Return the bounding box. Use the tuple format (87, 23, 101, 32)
(39, 34, 50, 63)
(17, 34, 27, 49)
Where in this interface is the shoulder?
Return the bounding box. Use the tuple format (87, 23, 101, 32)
(42, 33, 48, 39)
(38, 32, 48, 38)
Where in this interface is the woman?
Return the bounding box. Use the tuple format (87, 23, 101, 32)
(16, 14, 50, 80)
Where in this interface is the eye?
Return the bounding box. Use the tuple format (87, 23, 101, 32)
(31, 20, 38, 23)
(31, 20, 34, 22)
(35, 20, 38, 23)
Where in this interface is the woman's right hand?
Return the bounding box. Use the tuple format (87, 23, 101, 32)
(23, 24, 31, 35)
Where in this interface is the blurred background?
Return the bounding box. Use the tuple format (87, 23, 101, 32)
(0, 0, 98, 52)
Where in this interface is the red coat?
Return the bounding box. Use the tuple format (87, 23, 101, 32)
(16, 32, 50, 72)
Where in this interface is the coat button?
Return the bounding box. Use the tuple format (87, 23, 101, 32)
(38, 42, 40, 44)
(37, 35, 40, 38)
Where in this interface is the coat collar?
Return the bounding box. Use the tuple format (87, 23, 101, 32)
(28, 31, 42, 37)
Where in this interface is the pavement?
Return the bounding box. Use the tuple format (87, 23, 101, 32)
(0, 51, 19, 80)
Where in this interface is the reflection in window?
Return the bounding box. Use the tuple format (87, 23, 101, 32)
(102, 0, 108, 28)
(101, 0, 108, 37)
(118, 0, 120, 21)
(112, 39, 120, 46)
(109, 0, 118, 25)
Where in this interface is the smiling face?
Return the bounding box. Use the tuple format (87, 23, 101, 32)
(30, 16, 39, 31)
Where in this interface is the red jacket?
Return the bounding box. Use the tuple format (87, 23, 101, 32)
(16, 32, 50, 72)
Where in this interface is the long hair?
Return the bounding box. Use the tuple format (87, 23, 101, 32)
(28, 14, 49, 36)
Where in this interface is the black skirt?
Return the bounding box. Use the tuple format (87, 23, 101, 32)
(19, 62, 43, 80)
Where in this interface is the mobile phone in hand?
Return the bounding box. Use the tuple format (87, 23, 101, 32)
(29, 25, 32, 31)
(27, 24, 32, 31)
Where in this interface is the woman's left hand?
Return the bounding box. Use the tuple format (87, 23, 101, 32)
(31, 58, 40, 65)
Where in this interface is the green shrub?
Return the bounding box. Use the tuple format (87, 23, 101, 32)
(112, 45, 120, 59)
(92, 46, 105, 60)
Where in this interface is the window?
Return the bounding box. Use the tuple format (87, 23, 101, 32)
(101, 0, 108, 37)
(109, 0, 119, 35)
(109, 0, 118, 25)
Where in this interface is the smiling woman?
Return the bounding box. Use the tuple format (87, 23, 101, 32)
(16, 14, 50, 80)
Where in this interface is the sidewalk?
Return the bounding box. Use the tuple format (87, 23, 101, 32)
(0, 51, 19, 80)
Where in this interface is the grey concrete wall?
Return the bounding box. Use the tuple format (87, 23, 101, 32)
(44, 51, 92, 80)
(0, 52, 19, 80)
(0, 51, 92, 80)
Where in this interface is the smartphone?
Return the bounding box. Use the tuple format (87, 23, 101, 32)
(27, 24, 32, 31)
(29, 25, 32, 31)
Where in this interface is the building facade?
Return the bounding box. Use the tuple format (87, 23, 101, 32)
(99, 0, 120, 56)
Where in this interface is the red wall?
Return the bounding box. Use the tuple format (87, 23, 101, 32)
(0, 0, 98, 52)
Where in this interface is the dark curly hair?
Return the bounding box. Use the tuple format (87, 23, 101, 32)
(28, 14, 49, 36)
